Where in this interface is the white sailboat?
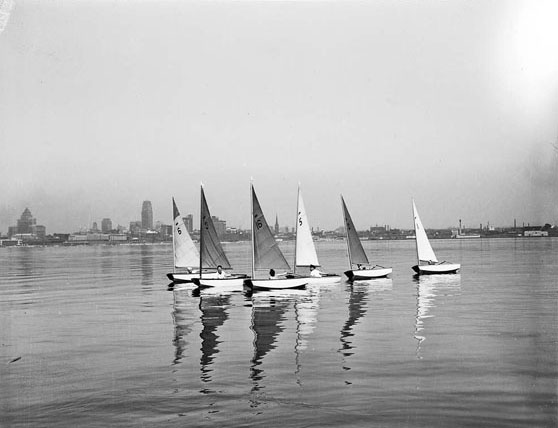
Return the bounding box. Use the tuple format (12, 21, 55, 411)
(192, 185, 249, 289)
(291, 186, 340, 284)
(341, 196, 392, 281)
(244, 183, 308, 290)
(167, 197, 202, 283)
(412, 200, 460, 275)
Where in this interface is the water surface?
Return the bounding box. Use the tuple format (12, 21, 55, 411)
(1, 239, 557, 427)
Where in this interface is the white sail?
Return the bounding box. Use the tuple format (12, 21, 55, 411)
(172, 198, 199, 268)
(295, 187, 320, 268)
(412, 200, 438, 264)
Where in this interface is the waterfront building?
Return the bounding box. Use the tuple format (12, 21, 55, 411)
(184, 214, 194, 233)
(101, 218, 112, 233)
(212, 216, 226, 237)
(17, 208, 36, 233)
(129, 221, 142, 236)
(8, 208, 46, 240)
(141, 201, 153, 230)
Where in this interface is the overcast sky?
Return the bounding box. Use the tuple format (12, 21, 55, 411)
(0, 0, 557, 233)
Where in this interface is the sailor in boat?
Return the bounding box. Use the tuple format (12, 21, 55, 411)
(216, 265, 228, 279)
(268, 269, 288, 279)
(309, 265, 323, 278)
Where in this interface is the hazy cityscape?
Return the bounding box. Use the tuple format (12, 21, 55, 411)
(1, 200, 556, 247)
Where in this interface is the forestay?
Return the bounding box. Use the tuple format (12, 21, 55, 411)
(251, 185, 291, 271)
(295, 187, 320, 268)
(412, 200, 438, 263)
(341, 196, 369, 266)
(200, 187, 232, 269)
(172, 198, 199, 268)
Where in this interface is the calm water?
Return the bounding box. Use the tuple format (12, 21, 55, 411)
(1, 239, 557, 427)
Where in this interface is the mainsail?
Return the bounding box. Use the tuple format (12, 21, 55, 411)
(295, 187, 320, 268)
(412, 200, 438, 263)
(341, 196, 369, 266)
(200, 186, 232, 269)
(251, 184, 291, 271)
(172, 198, 199, 268)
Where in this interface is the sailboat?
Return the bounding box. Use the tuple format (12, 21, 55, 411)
(411, 200, 460, 275)
(167, 197, 202, 283)
(191, 185, 249, 289)
(291, 186, 340, 284)
(341, 196, 392, 281)
(244, 183, 308, 290)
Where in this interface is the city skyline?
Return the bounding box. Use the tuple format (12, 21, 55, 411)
(2, 200, 553, 238)
(1, 1, 557, 233)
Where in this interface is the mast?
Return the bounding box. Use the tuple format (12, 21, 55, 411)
(250, 181, 255, 280)
(412, 199, 420, 265)
(172, 197, 176, 274)
(294, 184, 300, 275)
(341, 196, 352, 270)
(199, 185, 204, 279)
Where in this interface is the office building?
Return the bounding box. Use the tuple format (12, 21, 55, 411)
(141, 201, 153, 230)
(101, 218, 112, 233)
(184, 214, 194, 233)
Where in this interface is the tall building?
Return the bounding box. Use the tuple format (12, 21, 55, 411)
(184, 214, 194, 233)
(17, 208, 36, 233)
(101, 218, 112, 233)
(274, 215, 279, 235)
(212, 216, 226, 237)
(141, 201, 153, 230)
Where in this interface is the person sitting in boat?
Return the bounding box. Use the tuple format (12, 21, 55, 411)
(309, 265, 322, 278)
(268, 269, 287, 279)
(216, 265, 228, 279)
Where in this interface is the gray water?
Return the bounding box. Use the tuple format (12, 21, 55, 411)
(1, 238, 557, 427)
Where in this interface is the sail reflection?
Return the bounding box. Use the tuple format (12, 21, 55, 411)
(250, 293, 290, 392)
(340, 279, 392, 380)
(199, 292, 231, 388)
(249, 289, 316, 394)
(414, 274, 461, 358)
(171, 288, 199, 365)
(340, 283, 369, 361)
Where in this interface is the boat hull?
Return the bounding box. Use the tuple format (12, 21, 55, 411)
(288, 273, 341, 284)
(307, 274, 342, 284)
(344, 267, 392, 281)
(244, 277, 308, 290)
(167, 271, 223, 283)
(412, 263, 460, 275)
(192, 275, 249, 289)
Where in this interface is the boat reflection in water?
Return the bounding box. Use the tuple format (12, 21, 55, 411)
(171, 288, 199, 366)
(249, 288, 318, 397)
(339, 279, 392, 383)
(414, 274, 461, 358)
(198, 290, 232, 392)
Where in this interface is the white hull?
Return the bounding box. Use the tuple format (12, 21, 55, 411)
(345, 267, 392, 281)
(412, 263, 460, 275)
(167, 271, 221, 283)
(305, 274, 341, 285)
(245, 277, 308, 290)
(192, 275, 249, 289)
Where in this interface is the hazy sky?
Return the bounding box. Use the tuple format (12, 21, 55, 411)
(1, 0, 557, 233)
